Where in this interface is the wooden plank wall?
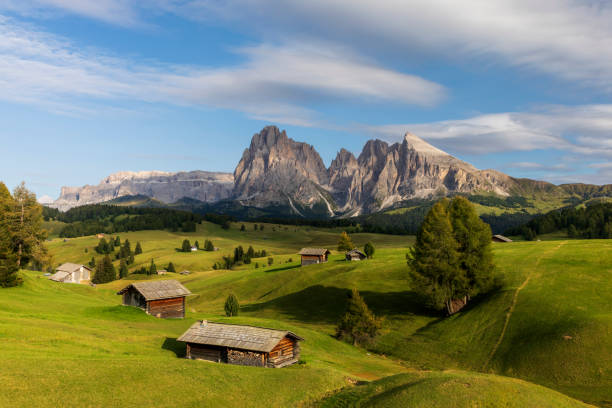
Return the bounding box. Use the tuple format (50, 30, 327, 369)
(187, 344, 223, 362)
(267, 337, 298, 368)
(147, 297, 185, 318)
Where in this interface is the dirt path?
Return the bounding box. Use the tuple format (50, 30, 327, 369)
(482, 241, 567, 371)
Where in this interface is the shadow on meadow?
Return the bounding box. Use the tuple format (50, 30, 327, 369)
(242, 285, 431, 324)
(162, 337, 186, 357)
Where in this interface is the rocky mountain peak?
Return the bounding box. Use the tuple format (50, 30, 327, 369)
(402, 132, 448, 157)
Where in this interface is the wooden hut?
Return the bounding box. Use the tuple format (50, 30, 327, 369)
(492, 234, 513, 243)
(177, 321, 303, 368)
(299, 248, 331, 266)
(117, 280, 191, 318)
(49, 263, 91, 284)
(346, 249, 366, 261)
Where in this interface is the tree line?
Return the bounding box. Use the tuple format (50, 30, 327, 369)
(0, 182, 47, 287)
(505, 202, 612, 240)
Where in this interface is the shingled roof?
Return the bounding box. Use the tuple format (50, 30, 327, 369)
(177, 321, 303, 353)
(117, 279, 191, 301)
(298, 248, 330, 256)
(56, 263, 91, 273)
(493, 234, 513, 243)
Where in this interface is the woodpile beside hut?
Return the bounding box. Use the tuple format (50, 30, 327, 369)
(117, 280, 191, 318)
(177, 321, 303, 368)
(299, 248, 330, 266)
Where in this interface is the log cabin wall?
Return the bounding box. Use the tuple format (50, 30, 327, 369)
(123, 288, 146, 309)
(147, 297, 185, 318)
(187, 343, 226, 363)
(301, 255, 323, 265)
(267, 337, 299, 368)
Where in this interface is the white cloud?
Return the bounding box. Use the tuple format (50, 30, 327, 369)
(367, 105, 612, 157)
(0, 16, 445, 124)
(167, 0, 612, 92)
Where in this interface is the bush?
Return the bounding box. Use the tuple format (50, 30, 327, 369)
(364, 242, 375, 259)
(267, 257, 274, 266)
(224, 293, 240, 317)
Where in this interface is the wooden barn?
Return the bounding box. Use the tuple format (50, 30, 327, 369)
(299, 248, 330, 266)
(492, 234, 513, 243)
(346, 249, 366, 261)
(177, 321, 303, 368)
(117, 280, 191, 318)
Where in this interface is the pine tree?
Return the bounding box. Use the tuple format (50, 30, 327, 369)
(448, 197, 495, 299)
(114, 236, 121, 247)
(7, 183, 46, 268)
(337, 231, 355, 252)
(0, 186, 20, 287)
(194, 240, 199, 250)
(119, 258, 128, 279)
(336, 288, 381, 346)
(88, 257, 96, 268)
(234, 246, 244, 263)
(204, 239, 214, 251)
(181, 239, 191, 252)
(253, 224, 258, 231)
(246, 246, 255, 259)
(128, 253, 135, 265)
(408, 199, 463, 315)
(363, 242, 375, 259)
(167, 262, 176, 273)
(568, 224, 578, 238)
(93, 255, 116, 284)
(134, 242, 143, 255)
(267, 257, 273, 266)
(240, 224, 246, 231)
(148, 259, 157, 275)
(224, 293, 240, 317)
(96, 238, 110, 254)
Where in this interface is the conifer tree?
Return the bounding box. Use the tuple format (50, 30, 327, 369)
(148, 259, 157, 275)
(128, 253, 135, 265)
(246, 245, 255, 259)
(0, 184, 20, 287)
(194, 240, 199, 250)
(96, 238, 110, 254)
(204, 239, 214, 251)
(448, 197, 494, 299)
(119, 258, 128, 279)
(114, 236, 121, 247)
(363, 242, 375, 259)
(336, 288, 381, 346)
(181, 239, 191, 252)
(7, 183, 46, 268)
(167, 262, 176, 273)
(93, 255, 116, 284)
(408, 199, 463, 314)
(134, 242, 143, 255)
(253, 224, 258, 231)
(240, 224, 246, 231)
(224, 293, 240, 317)
(337, 231, 355, 252)
(234, 246, 244, 263)
(89, 257, 96, 268)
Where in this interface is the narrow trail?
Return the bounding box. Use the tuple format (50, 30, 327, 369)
(482, 241, 567, 371)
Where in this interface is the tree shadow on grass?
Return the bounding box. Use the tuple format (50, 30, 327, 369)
(264, 264, 300, 273)
(242, 285, 433, 325)
(162, 337, 186, 357)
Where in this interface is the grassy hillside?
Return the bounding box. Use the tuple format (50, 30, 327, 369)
(319, 371, 594, 408)
(21, 224, 612, 407)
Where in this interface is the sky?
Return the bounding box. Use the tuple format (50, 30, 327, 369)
(1, 0, 611, 201)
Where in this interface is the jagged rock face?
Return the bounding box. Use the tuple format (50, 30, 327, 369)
(328, 133, 511, 213)
(51, 171, 233, 211)
(233, 126, 331, 213)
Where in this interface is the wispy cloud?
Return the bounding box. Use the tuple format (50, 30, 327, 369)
(0, 16, 445, 124)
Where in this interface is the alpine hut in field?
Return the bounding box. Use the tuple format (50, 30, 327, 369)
(117, 280, 191, 318)
(492, 234, 513, 243)
(178, 321, 303, 368)
(346, 249, 366, 261)
(299, 248, 330, 266)
(49, 263, 92, 284)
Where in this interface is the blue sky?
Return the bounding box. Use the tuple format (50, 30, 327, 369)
(1, 1, 611, 200)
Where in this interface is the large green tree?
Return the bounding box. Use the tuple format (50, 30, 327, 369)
(448, 196, 495, 298)
(0, 183, 20, 287)
(408, 199, 465, 315)
(224, 293, 240, 317)
(8, 183, 47, 269)
(337, 231, 355, 252)
(93, 255, 116, 284)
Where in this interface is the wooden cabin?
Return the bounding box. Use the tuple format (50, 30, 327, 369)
(117, 280, 191, 318)
(346, 249, 366, 261)
(49, 263, 91, 284)
(178, 321, 303, 368)
(492, 234, 513, 243)
(299, 248, 331, 266)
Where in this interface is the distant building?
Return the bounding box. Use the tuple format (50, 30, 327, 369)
(346, 249, 366, 261)
(492, 234, 513, 243)
(191, 246, 198, 252)
(298, 248, 331, 266)
(49, 263, 91, 284)
(96, 233, 105, 239)
(117, 280, 192, 318)
(157, 270, 168, 275)
(180, 270, 191, 275)
(178, 320, 303, 368)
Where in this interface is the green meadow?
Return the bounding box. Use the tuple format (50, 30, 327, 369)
(2, 221, 610, 407)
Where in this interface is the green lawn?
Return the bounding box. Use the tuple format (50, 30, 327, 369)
(4, 223, 609, 407)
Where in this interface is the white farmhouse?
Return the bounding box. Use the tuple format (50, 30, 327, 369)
(49, 263, 92, 284)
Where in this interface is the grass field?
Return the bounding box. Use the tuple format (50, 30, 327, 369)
(3, 221, 610, 407)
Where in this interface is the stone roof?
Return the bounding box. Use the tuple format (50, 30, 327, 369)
(177, 321, 303, 353)
(49, 271, 71, 282)
(493, 234, 513, 242)
(56, 263, 90, 273)
(117, 279, 191, 301)
(299, 248, 330, 256)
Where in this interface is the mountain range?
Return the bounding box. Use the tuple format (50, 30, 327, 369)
(50, 126, 612, 217)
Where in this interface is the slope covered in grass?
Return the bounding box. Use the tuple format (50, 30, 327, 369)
(319, 371, 594, 408)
